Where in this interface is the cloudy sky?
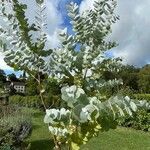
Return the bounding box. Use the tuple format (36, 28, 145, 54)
(0, 0, 150, 74)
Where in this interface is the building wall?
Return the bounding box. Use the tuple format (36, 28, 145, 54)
(14, 85, 25, 93)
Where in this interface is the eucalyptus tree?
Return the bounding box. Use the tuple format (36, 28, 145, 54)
(0, 0, 149, 150)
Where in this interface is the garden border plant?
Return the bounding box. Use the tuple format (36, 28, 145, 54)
(0, 0, 150, 149)
(0, 105, 32, 149)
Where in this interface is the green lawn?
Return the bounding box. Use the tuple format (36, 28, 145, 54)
(26, 109, 150, 150)
(26, 109, 54, 150)
(81, 128, 150, 150)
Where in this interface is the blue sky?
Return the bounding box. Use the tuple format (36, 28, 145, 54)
(57, 0, 82, 33)
(1, 0, 150, 75)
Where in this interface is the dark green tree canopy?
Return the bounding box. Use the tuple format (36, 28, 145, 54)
(7, 73, 18, 82)
(0, 69, 6, 82)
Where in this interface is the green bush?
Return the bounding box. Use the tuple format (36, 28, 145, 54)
(9, 95, 56, 109)
(117, 93, 150, 132)
(119, 109, 150, 132)
(0, 106, 32, 149)
(133, 94, 150, 102)
(9, 95, 42, 108)
(118, 87, 134, 98)
(0, 144, 11, 150)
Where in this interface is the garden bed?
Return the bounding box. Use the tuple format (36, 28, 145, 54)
(0, 106, 32, 149)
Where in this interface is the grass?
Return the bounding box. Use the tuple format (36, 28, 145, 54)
(26, 109, 54, 150)
(26, 109, 150, 150)
(81, 128, 150, 150)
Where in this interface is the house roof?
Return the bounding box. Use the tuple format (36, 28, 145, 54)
(12, 82, 25, 86)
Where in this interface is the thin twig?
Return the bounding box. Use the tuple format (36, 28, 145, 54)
(38, 72, 47, 110)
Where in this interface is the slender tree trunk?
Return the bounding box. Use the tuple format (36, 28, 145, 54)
(37, 72, 47, 110)
(28, 71, 47, 110)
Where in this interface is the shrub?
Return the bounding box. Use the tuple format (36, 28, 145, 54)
(119, 109, 150, 132)
(0, 106, 32, 149)
(133, 94, 150, 102)
(118, 87, 134, 98)
(9, 95, 57, 109)
(9, 95, 42, 108)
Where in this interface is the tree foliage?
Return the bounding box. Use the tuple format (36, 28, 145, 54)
(7, 73, 18, 82)
(0, 0, 150, 150)
(26, 76, 39, 96)
(138, 65, 150, 93)
(117, 64, 150, 93)
(0, 69, 6, 87)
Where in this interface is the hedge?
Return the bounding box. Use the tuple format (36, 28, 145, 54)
(9, 95, 42, 108)
(133, 94, 150, 102)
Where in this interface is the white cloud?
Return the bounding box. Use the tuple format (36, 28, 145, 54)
(47, 30, 60, 48)
(46, 0, 63, 35)
(79, 0, 96, 14)
(110, 0, 150, 66)
(0, 54, 13, 70)
(22, 0, 63, 47)
(79, 0, 150, 66)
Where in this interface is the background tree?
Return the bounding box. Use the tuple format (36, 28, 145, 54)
(7, 73, 18, 82)
(138, 64, 150, 93)
(26, 76, 39, 96)
(0, 69, 6, 88)
(119, 65, 140, 92)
